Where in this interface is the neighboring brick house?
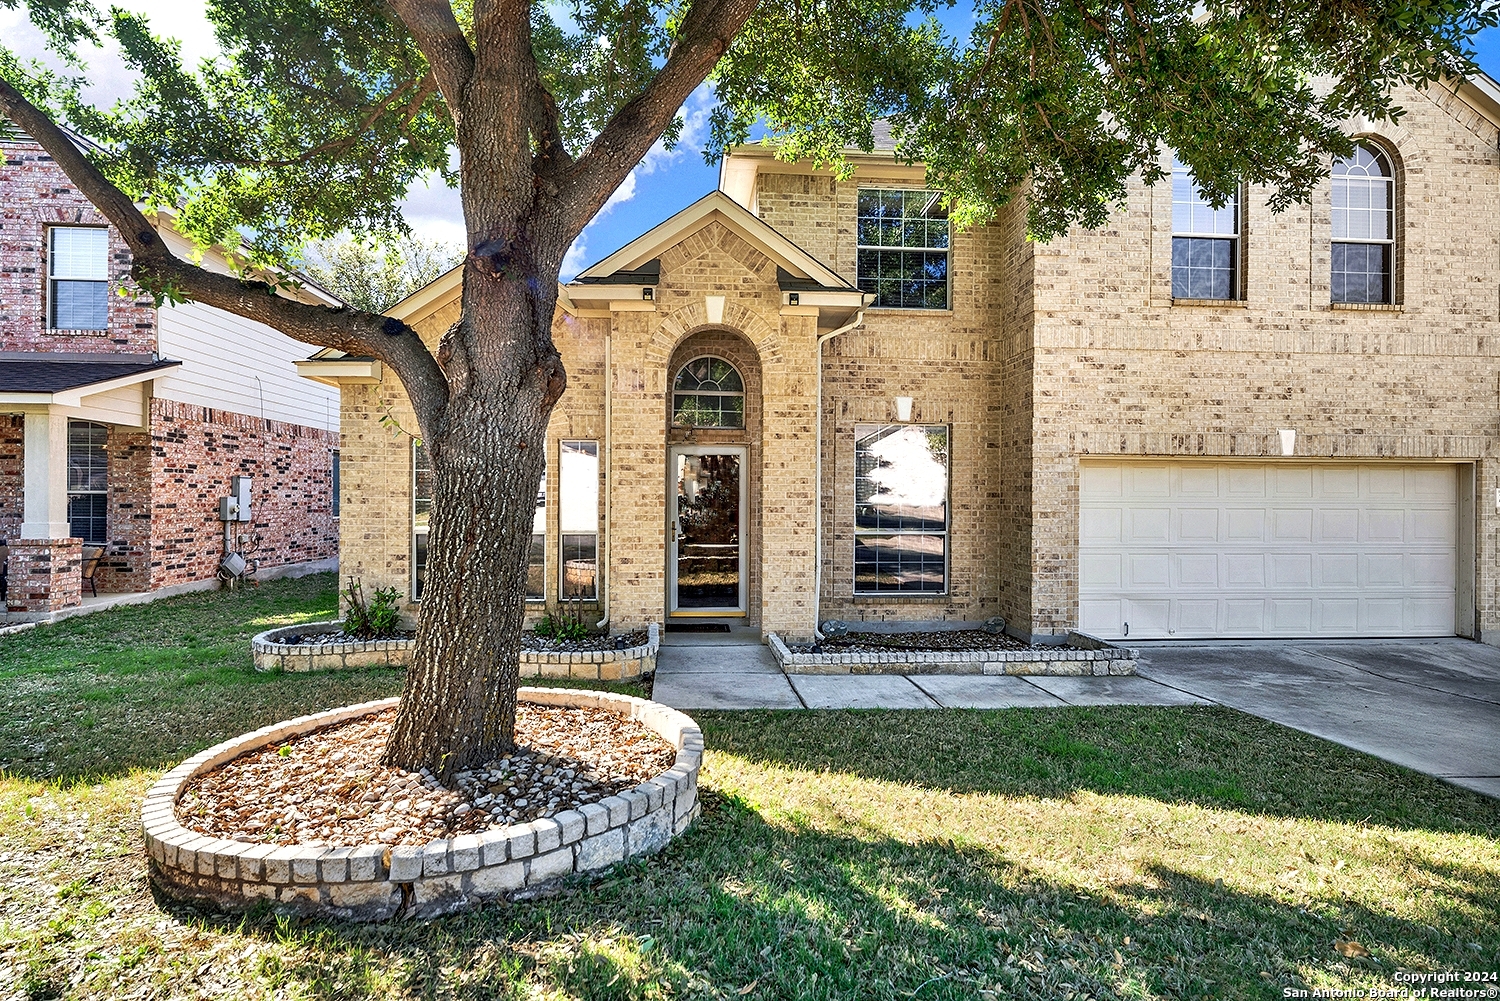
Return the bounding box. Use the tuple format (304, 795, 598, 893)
(313, 73, 1500, 645)
(1, 123, 340, 619)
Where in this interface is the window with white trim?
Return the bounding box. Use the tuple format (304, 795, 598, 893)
(1331, 143, 1395, 304)
(415, 442, 545, 600)
(853, 424, 948, 594)
(67, 420, 108, 544)
(672, 357, 744, 429)
(856, 189, 950, 309)
(1171, 158, 1240, 300)
(48, 227, 109, 330)
(559, 440, 599, 600)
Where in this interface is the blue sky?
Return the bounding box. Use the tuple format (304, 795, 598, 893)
(3, 4, 1498, 280)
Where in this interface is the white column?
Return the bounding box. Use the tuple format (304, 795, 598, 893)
(21, 409, 71, 539)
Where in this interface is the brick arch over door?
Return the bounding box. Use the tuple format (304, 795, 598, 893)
(663, 326, 764, 625)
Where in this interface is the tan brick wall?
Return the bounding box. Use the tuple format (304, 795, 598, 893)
(339, 80, 1500, 644)
(1020, 83, 1500, 638)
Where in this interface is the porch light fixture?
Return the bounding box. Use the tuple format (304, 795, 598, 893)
(642, 287, 654, 301)
(894, 396, 913, 422)
(1278, 429, 1297, 456)
(788, 292, 800, 305)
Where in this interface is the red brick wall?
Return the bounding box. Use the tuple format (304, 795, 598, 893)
(100, 426, 153, 591)
(0, 416, 20, 544)
(0, 138, 158, 354)
(149, 398, 337, 589)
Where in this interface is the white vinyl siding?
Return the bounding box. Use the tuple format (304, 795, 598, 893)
(1078, 461, 1457, 639)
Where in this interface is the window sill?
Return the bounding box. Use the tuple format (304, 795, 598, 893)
(1330, 302, 1402, 312)
(48, 328, 110, 334)
(864, 307, 954, 317)
(850, 593, 951, 601)
(1171, 298, 1246, 308)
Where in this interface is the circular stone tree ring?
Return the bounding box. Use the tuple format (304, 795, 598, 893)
(141, 689, 703, 921)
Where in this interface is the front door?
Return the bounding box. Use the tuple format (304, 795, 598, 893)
(669, 447, 746, 614)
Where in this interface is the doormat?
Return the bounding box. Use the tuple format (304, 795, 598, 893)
(666, 622, 732, 633)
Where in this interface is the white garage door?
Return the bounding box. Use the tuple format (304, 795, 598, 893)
(1078, 461, 1457, 639)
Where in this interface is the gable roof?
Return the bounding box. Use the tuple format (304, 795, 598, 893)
(571, 190, 857, 292)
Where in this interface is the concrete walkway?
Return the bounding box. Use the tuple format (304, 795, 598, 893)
(651, 634, 1500, 800)
(652, 639, 1208, 711)
(1137, 639, 1500, 800)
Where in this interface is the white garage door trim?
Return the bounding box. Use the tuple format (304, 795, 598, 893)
(1078, 460, 1463, 640)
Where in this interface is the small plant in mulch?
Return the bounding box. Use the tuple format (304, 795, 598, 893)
(534, 600, 591, 642)
(341, 577, 403, 640)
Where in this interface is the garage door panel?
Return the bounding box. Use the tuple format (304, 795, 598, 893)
(1318, 599, 1360, 633)
(1079, 461, 1456, 639)
(1319, 509, 1359, 542)
(1364, 554, 1404, 588)
(1227, 509, 1266, 541)
(1129, 554, 1170, 587)
(1270, 553, 1312, 587)
(1129, 508, 1170, 542)
(1273, 466, 1313, 497)
(1273, 509, 1313, 542)
(1177, 508, 1218, 541)
(1176, 553, 1219, 587)
(1317, 554, 1359, 587)
(1176, 600, 1219, 633)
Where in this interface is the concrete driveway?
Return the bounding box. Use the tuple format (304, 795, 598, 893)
(1136, 638, 1500, 799)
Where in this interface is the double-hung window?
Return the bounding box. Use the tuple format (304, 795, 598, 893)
(856, 189, 950, 309)
(414, 441, 546, 600)
(1331, 143, 1395, 304)
(67, 420, 108, 544)
(1170, 158, 1240, 300)
(559, 440, 599, 600)
(853, 424, 949, 594)
(49, 227, 110, 330)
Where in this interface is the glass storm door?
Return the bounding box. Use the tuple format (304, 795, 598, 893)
(669, 447, 746, 613)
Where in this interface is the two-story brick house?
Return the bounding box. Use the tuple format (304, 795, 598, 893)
(315, 73, 1500, 645)
(1, 122, 341, 618)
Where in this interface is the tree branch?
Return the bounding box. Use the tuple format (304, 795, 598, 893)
(386, 0, 476, 111)
(557, 0, 760, 232)
(0, 74, 451, 434)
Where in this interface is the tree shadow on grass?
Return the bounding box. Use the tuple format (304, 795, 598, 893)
(692, 707, 1500, 837)
(157, 790, 1496, 1001)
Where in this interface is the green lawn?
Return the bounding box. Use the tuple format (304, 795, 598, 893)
(1, 574, 1496, 1000)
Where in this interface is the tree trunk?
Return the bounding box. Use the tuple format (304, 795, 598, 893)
(381, 265, 564, 781)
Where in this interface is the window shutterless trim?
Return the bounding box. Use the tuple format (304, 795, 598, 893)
(47, 226, 110, 331)
(855, 187, 951, 311)
(851, 423, 951, 597)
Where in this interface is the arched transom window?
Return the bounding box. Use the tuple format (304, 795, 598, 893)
(1331, 142, 1395, 304)
(672, 356, 745, 429)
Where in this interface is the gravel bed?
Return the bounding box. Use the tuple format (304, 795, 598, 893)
(789, 629, 1037, 654)
(176, 705, 676, 847)
(276, 630, 415, 645)
(271, 629, 648, 652)
(523, 629, 649, 652)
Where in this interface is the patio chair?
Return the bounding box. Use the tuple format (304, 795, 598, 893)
(81, 545, 104, 597)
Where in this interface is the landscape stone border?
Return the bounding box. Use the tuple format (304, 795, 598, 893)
(252, 622, 660, 683)
(767, 630, 1138, 676)
(142, 688, 701, 921)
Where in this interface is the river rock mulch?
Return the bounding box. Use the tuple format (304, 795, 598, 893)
(789, 630, 1037, 654)
(524, 628, 650, 653)
(176, 705, 677, 848)
(274, 629, 650, 652)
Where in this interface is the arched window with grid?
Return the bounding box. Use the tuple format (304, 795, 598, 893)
(672, 357, 745, 429)
(1332, 143, 1396, 304)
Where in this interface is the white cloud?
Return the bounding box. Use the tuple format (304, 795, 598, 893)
(560, 82, 717, 279)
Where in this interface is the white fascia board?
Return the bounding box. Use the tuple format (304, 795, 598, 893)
(575, 191, 854, 292)
(294, 358, 382, 385)
(44, 363, 180, 407)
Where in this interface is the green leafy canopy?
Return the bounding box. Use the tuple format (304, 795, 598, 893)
(4, 0, 1497, 259)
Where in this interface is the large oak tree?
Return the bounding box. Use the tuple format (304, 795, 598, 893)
(1, 0, 1492, 779)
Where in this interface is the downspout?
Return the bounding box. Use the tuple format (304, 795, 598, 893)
(596, 322, 612, 630)
(812, 307, 866, 640)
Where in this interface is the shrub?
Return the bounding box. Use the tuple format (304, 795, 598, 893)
(342, 577, 403, 640)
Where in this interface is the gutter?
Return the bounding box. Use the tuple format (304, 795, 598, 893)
(811, 307, 866, 640)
